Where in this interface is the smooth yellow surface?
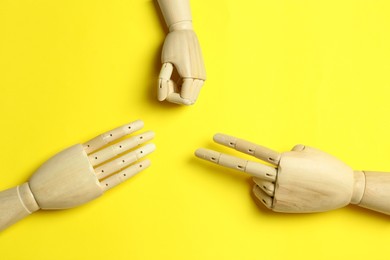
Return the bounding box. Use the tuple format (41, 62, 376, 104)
(1, 0, 390, 259)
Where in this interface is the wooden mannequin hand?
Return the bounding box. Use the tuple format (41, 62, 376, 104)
(195, 133, 390, 215)
(0, 120, 155, 231)
(158, 24, 206, 105)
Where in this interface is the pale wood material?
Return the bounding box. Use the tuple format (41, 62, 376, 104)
(29, 144, 103, 210)
(252, 178, 274, 196)
(157, 0, 206, 105)
(157, 0, 192, 31)
(351, 170, 365, 204)
(195, 148, 276, 181)
(160, 31, 206, 82)
(357, 171, 390, 215)
(272, 146, 354, 213)
(0, 183, 39, 231)
(0, 121, 155, 231)
(88, 131, 154, 166)
(83, 120, 144, 154)
(100, 160, 151, 192)
(195, 133, 390, 215)
(95, 144, 155, 180)
(213, 133, 281, 165)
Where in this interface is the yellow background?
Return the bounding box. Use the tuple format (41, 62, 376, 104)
(1, 0, 390, 259)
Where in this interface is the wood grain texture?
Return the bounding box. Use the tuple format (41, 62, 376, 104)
(357, 171, 390, 215)
(157, 0, 192, 29)
(0, 183, 39, 231)
(273, 146, 355, 213)
(162, 30, 206, 79)
(29, 144, 103, 210)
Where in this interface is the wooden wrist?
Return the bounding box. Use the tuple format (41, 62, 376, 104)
(0, 182, 40, 231)
(350, 171, 365, 204)
(355, 171, 390, 215)
(169, 21, 193, 32)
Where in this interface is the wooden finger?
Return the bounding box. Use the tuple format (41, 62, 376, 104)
(252, 177, 275, 196)
(190, 79, 204, 103)
(96, 143, 156, 180)
(158, 63, 174, 101)
(88, 131, 155, 166)
(100, 160, 151, 192)
(159, 62, 174, 80)
(158, 79, 168, 101)
(180, 78, 194, 100)
(253, 185, 273, 209)
(195, 148, 276, 181)
(166, 93, 192, 105)
(83, 120, 144, 154)
(213, 133, 281, 165)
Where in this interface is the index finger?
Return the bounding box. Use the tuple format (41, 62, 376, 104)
(213, 133, 281, 165)
(195, 148, 276, 181)
(158, 63, 174, 101)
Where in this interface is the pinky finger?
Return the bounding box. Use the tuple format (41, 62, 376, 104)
(100, 160, 151, 192)
(253, 185, 273, 209)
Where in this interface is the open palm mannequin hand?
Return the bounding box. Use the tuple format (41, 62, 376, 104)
(157, 0, 206, 105)
(0, 120, 155, 231)
(196, 133, 390, 215)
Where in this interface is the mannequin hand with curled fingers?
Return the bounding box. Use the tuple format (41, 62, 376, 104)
(196, 134, 390, 215)
(157, 0, 206, 105)
(0, 120, 155, 231)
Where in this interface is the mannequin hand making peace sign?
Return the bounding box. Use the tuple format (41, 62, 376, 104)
(196, 134, 390, 215)
(0, 120, 155, 231)
(157, 0, 206, 105)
